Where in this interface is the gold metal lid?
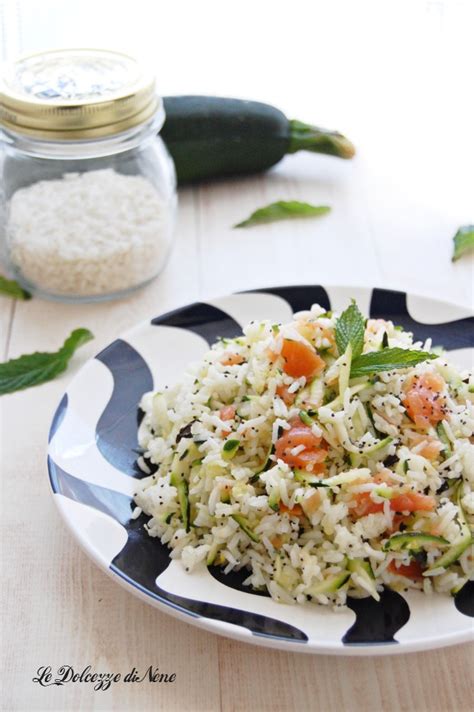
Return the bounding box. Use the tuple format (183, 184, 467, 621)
(0, 49, 162, 140)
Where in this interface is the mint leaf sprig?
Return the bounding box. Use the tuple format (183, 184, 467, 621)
(0, 275, 31, 300)
(0, 328, 93, 395)
(335, 300, 365, 358)
(335, 299, 437, 378)
(235, 201, 331, 228)
(350, 347, 437, 378)
(452, 225, 474, 262)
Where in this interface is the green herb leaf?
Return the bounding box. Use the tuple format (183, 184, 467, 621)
(234, 201, 331, 228)
(452, 225, 474, 262)
(335, 300, 365, 358)
(0, 328, 94, 395)
(350, 347, 436, 378)
(0, 275, 31, 300)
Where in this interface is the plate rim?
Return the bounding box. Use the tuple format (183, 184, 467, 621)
(47, 284, 474, 655)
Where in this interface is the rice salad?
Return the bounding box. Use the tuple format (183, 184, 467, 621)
(134, 301, 473, 609)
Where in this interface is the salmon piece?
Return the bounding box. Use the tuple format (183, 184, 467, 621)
(219, 405, 236, 421)
(281, 339, 325, 380)
(270, 535, 284, 549)
(221, 353, 245, 366)
(279, 502, 304, 517)
(351, 493, 384, 517)
(302, 490, 322, 516)
(402, 372, 446, 429)
(390, 492, 436, 513)
(276, 384, 296, 406)
(352, 491, 435, 517)
(419, 440, 443, 460)
(266, 347, 279, 364)
(275, 416, 328, 471)
(407, 431, 443, 460)
(309, 462, 327, 475)
(388, 559, 424, 581)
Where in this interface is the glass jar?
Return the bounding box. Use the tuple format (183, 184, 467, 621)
(0, 49, 177, 302)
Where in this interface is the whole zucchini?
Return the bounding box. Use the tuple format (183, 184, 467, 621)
(161, 96, 355, 184)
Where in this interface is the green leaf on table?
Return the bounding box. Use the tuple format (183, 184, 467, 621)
(0, 328, 94, 396)
(350, 347, 437, 378)
(234, 201, 331, 228)
(335, 300, 365, 358)
(452, 225, 474, 262)
(0, 275, 31, 300)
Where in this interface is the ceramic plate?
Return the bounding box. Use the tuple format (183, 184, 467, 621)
(47, 285, 474, 655)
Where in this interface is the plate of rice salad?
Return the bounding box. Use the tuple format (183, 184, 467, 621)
(48, 285, 474, 654)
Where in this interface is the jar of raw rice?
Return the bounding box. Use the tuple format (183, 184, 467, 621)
(0, 49, 177, 301)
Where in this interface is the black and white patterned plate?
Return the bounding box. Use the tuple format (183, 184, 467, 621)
(47, 286, 474, 654)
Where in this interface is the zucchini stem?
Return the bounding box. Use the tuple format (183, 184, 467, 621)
(288, 119, 355, 159)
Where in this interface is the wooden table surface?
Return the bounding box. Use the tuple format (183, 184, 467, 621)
(1, 1, 473, 710)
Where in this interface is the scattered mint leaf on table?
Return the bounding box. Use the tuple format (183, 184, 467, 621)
(452, 225, 474, 262)
(234, 201, 331, 228)
(335, 300, 365, 358)
(0, 275, 31, 300)
(0, 328, 94, 395)
(350, 347, 437, 378)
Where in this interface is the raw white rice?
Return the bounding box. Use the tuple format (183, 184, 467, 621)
(7, 168, 173, 296)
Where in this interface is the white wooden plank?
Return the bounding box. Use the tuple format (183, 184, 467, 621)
(196, 153, 380, 300)
(219, 639, 474, 712)
(2, 2, 473, 711)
